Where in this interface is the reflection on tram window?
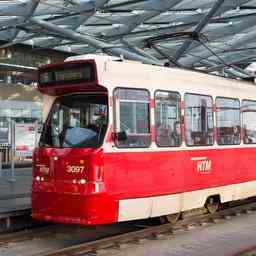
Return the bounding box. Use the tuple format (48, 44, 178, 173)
(40, 94, 108, 148)
(242, 100, 256, 144)
(114, 88, 150, 148)
(155, 91, 181, 147)
(216, 97, 240, 145)
(185, 94, 214, 146)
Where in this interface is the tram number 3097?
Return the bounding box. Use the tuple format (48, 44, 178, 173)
(66, 165, 85, 174)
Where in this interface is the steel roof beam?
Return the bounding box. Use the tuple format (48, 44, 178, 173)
(29, 17, 162, 65)
(28, 0, 182, 57)
(149, 44, 181, 67)
(191, 46, 256, 71)
(121, 38, 159, 62)
(180, 25, 256, 67)
(206, 56, 256, 72)
(0, 0, 40, 41)
(4, 1, 108, 49)
(99, 0, 182, 38)
(103, 11, 256, 41)
(224, 67, 253, 79)
(103, 0, 145, 10)
(10, 0, 40, 41)
(175, 15, 256, 61)
(198, 58, 253, 79)
(0, 0, 38, 16)
(173, 0, 225, 61)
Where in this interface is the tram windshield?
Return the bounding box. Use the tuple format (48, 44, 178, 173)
(40, 94, 108, 148)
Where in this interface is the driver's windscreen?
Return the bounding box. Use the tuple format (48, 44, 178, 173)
(40, 94, 108, 148)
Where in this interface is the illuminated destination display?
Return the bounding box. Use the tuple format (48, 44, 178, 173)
(39, 63, 95, 86)
(55, 68, 84, 81)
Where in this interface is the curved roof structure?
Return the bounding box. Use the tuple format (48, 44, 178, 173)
(1, 0, 256, 80)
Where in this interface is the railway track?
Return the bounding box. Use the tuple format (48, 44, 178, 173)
(0, 224, 63, 244)
(30, 201, 256, 256)
(0, 222, 140, 245)
(0, 219, 143, 254)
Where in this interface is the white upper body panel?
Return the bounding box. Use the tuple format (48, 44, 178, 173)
(46, 54, 256, 101)
(95, 56, 256, 100)
(41, 54, 256, 122)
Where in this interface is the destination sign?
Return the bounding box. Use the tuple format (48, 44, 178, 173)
(39, 63, 95, 86)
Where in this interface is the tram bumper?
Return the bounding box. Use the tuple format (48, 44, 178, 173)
(32, 181, 118, 225)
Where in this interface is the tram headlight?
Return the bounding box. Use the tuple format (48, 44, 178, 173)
(72, 179, 86, 184)
(80, 179, 86, 184)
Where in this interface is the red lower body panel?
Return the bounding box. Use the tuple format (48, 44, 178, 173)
(32, 146, 256, 225)
(32, 190, 118, 225)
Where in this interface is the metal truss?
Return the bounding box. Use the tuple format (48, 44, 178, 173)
(1, 0, 256, 79)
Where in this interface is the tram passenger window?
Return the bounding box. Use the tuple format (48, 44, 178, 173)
(114, 88, 150, 148)
(155, 91, 181, 147)
(242, 100, 256, 144)
(216, 97, 240, 145)
(185, 94, 214, 146)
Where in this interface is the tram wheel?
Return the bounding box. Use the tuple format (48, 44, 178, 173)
(166, 212, 181, 224)
(205, 197, 220, 214)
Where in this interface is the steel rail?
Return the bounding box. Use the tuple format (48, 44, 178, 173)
(0, 224, 59, 244)
(33, 201, 256, 256)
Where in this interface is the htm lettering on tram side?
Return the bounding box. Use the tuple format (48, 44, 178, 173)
(197, 159, 212, 173)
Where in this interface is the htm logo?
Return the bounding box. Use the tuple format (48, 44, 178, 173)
(191, 157, 212, 174)
(197, 159, 212, 173)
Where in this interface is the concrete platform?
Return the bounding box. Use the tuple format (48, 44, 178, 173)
(0, 168, 33, 232)
(110, 211, 256, 256)
(0, 168, 31, 214)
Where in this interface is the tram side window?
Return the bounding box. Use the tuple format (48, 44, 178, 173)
(242, 100, 256, 144)
(185, 94, 214, 146)
(155, 91, 181, 147)
(216, 97, 240, 145)
(114, 88, 151, 148)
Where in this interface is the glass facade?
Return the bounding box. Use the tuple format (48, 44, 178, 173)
(0, 46, 67, 126)
(0, 108, 42, 123)
(0, 46, 68, 86)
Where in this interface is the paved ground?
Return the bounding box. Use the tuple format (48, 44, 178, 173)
(0, 168, 31, 213)
(102, 211, 256, 256)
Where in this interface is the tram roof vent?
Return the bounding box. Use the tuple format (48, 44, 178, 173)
(65, 54, 142, 64)
(65, 54, 123, 62)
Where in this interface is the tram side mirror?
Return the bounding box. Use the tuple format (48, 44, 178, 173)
(113, 131, 127, 141)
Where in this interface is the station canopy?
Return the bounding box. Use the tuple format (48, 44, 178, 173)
(1, 0, 256, 80)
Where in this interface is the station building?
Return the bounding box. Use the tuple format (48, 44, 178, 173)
(0, 45, 70, 125)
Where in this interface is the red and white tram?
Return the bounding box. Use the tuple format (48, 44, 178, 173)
(32, 54, 256, 225)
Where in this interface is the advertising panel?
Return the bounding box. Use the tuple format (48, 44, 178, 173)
(15, 123, 37, 157)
